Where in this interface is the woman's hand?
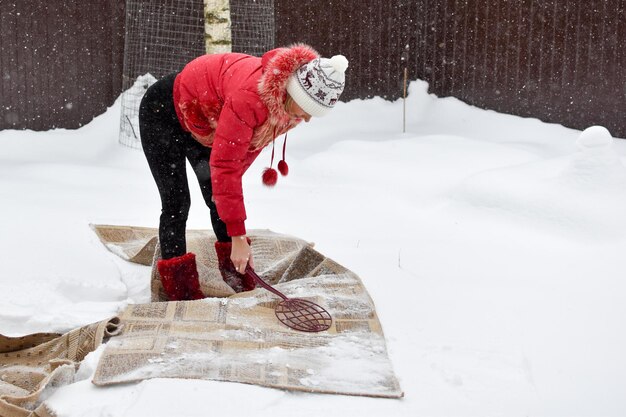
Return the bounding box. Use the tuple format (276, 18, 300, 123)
(231, 235, 254, 274)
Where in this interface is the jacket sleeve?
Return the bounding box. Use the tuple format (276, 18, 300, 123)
(210, 92, 266, 236)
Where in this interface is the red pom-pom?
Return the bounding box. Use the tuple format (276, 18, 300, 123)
(277, 159, 289, 176)
(262, 168, 278, 186)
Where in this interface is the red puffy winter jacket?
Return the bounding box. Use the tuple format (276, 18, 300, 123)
(173, 44, 318, 237)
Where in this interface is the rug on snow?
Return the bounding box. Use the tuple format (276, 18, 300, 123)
(0, 318, 120, 417)
(91, 225, 403, 398)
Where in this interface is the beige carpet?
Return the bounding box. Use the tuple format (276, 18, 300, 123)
(93, 225, 403, 398)
(0, 319, 121, 417)
(0, 225, 402, 412)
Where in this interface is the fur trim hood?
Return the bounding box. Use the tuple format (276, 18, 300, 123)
(257, 44, 319, 130)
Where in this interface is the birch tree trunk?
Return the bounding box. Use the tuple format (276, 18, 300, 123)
(204, 0, 232, 54)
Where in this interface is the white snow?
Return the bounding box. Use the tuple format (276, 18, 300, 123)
(1, 80, 625, 416)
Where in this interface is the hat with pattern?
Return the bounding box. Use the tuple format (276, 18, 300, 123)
(286, 55, 349, 117)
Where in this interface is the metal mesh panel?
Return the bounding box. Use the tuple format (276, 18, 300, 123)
(230, 0, 275, 57)
(119, 0, 205, 148)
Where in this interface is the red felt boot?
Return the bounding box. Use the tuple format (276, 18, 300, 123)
(215, 240, 256, 293)
(157, 253, 205, 301)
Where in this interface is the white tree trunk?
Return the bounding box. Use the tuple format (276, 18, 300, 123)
(204, 0, 232, 54)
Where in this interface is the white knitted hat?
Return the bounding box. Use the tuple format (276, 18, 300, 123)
(286, 55, 349, 117)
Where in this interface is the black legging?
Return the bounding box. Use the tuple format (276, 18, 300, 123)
(139, 72, 230, 259)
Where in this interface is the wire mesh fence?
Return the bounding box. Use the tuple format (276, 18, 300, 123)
(119, 0, 276, 148)
(119, 0, 205, 148)
(230, 0, 275, 57)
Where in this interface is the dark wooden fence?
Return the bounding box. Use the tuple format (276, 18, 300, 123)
(0, 0, 125, 130)
(2, 1, 625, 138)
(276, 0, 626, 138)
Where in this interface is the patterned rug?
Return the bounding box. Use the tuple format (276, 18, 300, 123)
(92, 225, 403, 398)
(0, 318, 120, 417)
(0, 226, 402, 417)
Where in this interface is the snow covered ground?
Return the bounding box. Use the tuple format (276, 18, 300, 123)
(1, 80, 625, 416)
